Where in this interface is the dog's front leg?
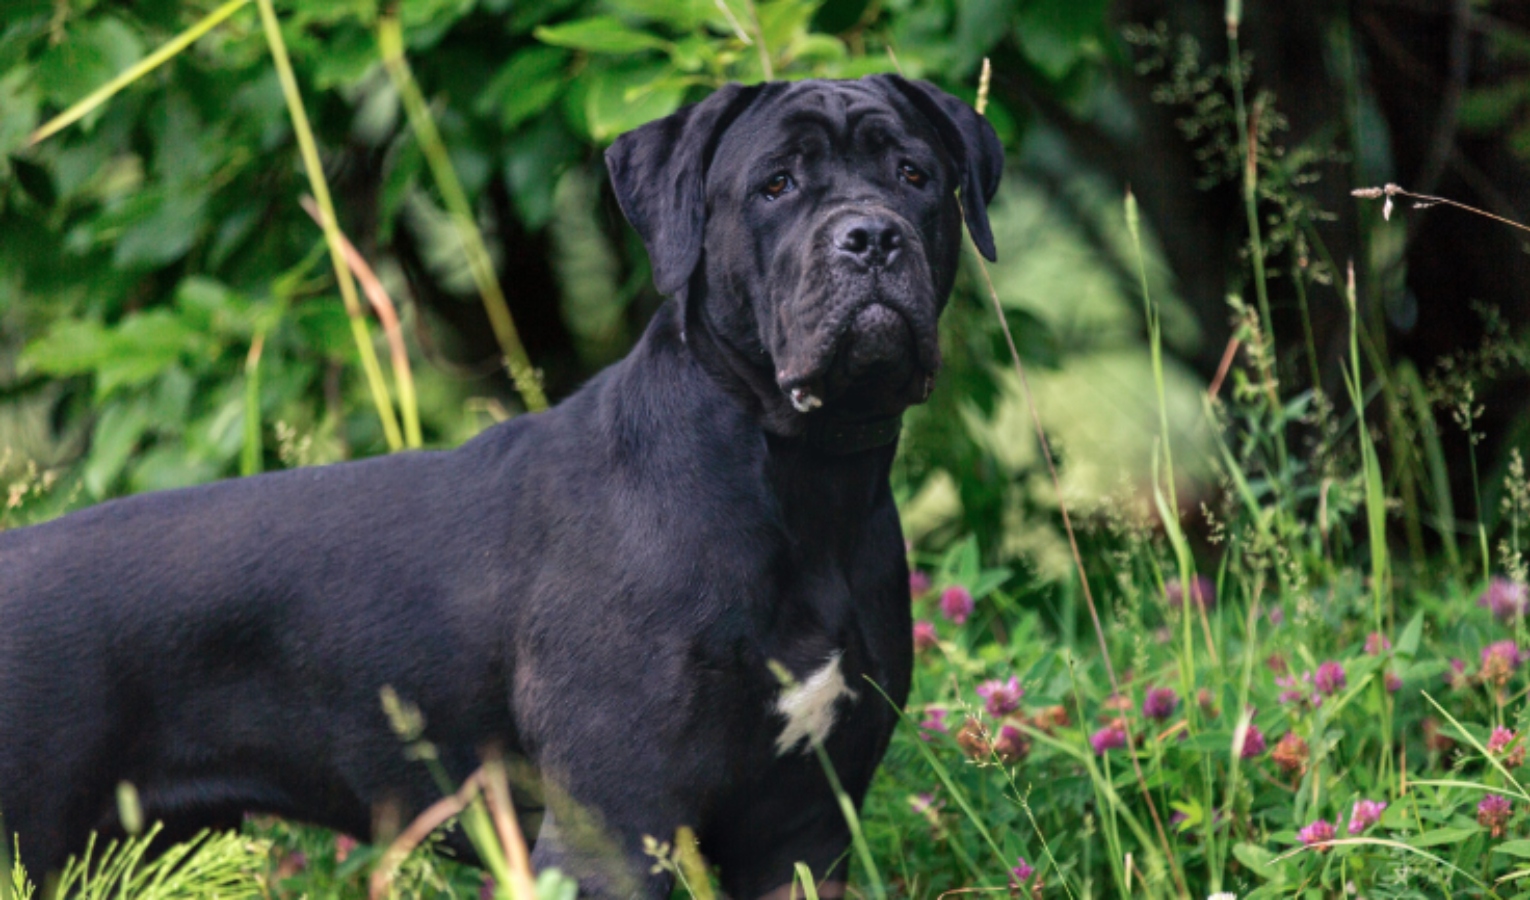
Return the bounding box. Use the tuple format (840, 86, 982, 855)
(514, 651, 729, 899)
(525, 770, 707, 899)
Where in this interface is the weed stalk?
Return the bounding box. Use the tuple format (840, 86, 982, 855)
(377, 16, 548, 414)
(256, 0, 405, 450)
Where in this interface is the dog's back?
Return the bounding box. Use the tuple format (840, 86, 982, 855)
(0, 426, 537, 871)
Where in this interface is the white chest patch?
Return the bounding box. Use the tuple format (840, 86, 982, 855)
(773, 652, 858, 756)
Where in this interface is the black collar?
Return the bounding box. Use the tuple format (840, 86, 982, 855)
(804, 413, 904, 455)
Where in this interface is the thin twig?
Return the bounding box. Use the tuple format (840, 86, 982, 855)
(479, 759, 538, 900)
(300, 195, 423, 448)
(369, 770, 483, 900)
(1207, 334, 1241, 402)
(1353, 183, 1530, 235)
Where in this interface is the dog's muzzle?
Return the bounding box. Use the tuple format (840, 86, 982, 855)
(774, 209, 941, 413)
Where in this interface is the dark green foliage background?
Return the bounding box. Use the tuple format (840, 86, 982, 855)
(0, 0, 1108, 530)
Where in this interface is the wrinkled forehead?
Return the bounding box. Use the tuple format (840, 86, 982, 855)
(710, 79, 942, 174)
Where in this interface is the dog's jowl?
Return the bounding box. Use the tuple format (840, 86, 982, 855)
(0, 75, 1000, 897)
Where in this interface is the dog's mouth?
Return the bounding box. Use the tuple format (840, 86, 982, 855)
(776, 293, 939, 415)
(768, 208, 942, 415)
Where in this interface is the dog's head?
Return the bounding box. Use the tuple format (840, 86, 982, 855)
(606, 76, 1002, 420)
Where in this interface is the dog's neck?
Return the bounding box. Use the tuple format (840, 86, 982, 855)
(676, 289, 905, 456)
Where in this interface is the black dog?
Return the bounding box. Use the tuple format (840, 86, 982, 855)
(0, 74, 1000, 897)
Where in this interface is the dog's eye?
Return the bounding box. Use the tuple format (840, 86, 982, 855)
(898, 163, 927, 186)
(762, 172, 794, 200)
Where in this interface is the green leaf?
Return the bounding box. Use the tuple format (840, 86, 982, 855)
(1460, 81, 1530, 132)
(1014, 0, 1107, 81)
(477, 47, 568, 131)
(94, 310, 201, 396)
(788, 33, 848, 67)
(85, 400, 151, 498)
(20, 319, 114, 376)
(33, 16, 145, 114)
(109, 190, 208, 269)
(1494, 839, 1530, 859)
(1233, 842, 1283, 881)
(0, 67, 39, 167)
(534, 17, 670, 54)
(606, 0, 716, 31)
(1408, 826, 1482, 848)
(10, 157, 54, 207)
(1396, 610, 1424, 658)
(1169, 798, 1203, 831)
(968, 567, 1012, 600)
(757, 0, 818, 54)
(583, 64, 685, 142)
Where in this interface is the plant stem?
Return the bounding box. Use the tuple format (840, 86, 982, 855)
(1227, 24, 1290, 483)
(256, 0, 404, 451)
(378, 16, 549, 414)
(28, 0, 254, 146)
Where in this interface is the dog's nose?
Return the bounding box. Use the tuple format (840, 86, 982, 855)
(833, 215, 902, 268)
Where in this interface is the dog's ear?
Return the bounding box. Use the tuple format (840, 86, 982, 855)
(875, 75, 1004, 261)
(605, 83, 763, 296)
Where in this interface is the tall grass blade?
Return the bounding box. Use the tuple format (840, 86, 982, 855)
(300, 196, 423, 448)
(1422, 692, 1530, 800)
(967, 199, 1187, 896)
(255, 0, 404, 451)
(377, 16, 548, 414)
(1397, 361, 1462, 576)
(1344, 263, 1389, 634)
(27, 0, 253, 147)
(792, 864, 820, 900)
(1273, 838, 1498, 896)
(768, 662, 884, 900)
(864, 678, 1007, 873)
(242, 332, 265, 476)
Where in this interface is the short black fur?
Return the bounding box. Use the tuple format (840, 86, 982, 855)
(0, 75, 1001, 898)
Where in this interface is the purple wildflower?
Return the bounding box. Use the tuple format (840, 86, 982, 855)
(1448, 658, 1469, 690)
(1268, 606, 1285, 626)
(1490, 726, 1517, 755)
(1385, 671, 1403, 693)
(1348, 799, 1386, 834)
(912, 620, 938, 652)
(1314, 661, 1347, 696)
(1239, 723, 1267, 759)
(1142, 687, 1180, 722)
(1010, 857, 1035, 885)
(909, 792, 941, 815)
(1480, 577, 1528, 622)
(919, 707, 948, 740)
(976, 676, 1023, 717)
(1297, 819, 1336, 849)
(1166, 575, 1216, 611)
(1090, 722, 1128, 755)
(939, 585, 974, 624)
(1276, 672, 1315, 706)
(994, 724, 1030, 764)
(1482, 640, 1524, 687)
(909, 569, 932, 599)
(335, 834, 358, 862)
(1479, 794, 1514, 837)
(1365, 632, 1391, 655)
